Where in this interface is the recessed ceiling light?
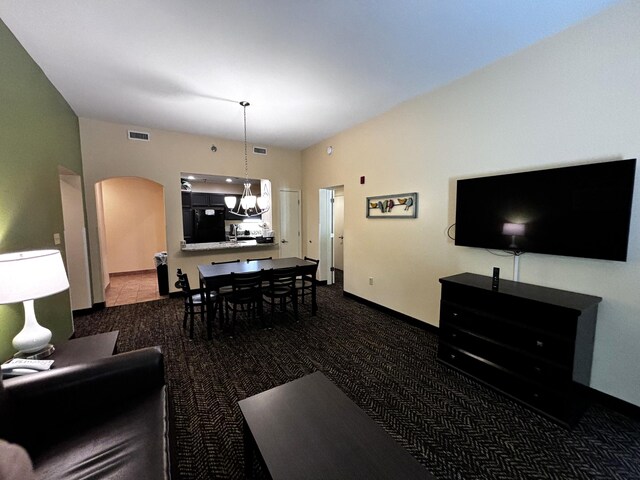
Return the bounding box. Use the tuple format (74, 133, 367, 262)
(225, 178, 233, 183)
(187, 175, 195, 180)
(327, 146, 333, 155)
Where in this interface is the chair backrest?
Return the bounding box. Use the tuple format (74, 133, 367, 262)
(174, 272, 192, 293)
(302, 257, 319, 278)
(247, 256, 272, 262)
(269, 266, 297, 290)
(230, 270, 264, 302)
(211, 259, 240, 265)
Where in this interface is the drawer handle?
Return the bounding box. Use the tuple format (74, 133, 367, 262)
(536, 340, 544, 348)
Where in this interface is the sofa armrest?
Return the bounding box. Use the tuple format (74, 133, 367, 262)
(2, 346, 165, 445)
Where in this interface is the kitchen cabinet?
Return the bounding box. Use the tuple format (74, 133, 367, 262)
(189, 192, 227, 208)
(181, 191, 192, 207)
(437, 272, 601, 426)
(182, 208, 193, 243)
(191, 192, 212, 207)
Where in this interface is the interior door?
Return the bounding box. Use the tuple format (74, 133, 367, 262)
(332, 193, 344, 271)
(279, 189, 301, 258)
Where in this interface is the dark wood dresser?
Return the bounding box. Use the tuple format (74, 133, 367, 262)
(438, 273, 601, 426)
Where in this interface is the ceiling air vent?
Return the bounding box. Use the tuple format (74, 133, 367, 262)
(128, 130, 150, 141)
(253, 146, 267, 155)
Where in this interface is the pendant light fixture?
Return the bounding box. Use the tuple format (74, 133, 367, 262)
(225, 101, 270, 217)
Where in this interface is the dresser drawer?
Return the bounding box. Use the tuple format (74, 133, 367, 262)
(440, 326, 572, 387)
(441, 283, 579, 337)
(437, 344, 576, 422)
(440, 302, 574, 365)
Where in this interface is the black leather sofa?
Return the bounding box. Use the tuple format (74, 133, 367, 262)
(0, 346, 173, 479)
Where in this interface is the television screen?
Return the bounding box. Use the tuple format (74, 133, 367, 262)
(454, 159, 636, 261)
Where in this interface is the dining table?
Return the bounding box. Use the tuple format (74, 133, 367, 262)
(197, 257, 318, 328)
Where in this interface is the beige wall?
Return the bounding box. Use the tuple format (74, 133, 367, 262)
(100, 176, 167, 274)
(302, 0, 640, 406)
(79, 118, 302, 301)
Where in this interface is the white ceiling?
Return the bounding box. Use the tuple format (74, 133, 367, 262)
(0, 0, 619, 150)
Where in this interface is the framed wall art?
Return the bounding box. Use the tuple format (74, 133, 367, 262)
(366, 192, 417, 218)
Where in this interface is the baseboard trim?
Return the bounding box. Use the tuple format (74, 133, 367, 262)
(110, 269, 156, 276)
(72, 302, 106, 318)
(342, 290, 438, 334)
(588, 387, 640, 419)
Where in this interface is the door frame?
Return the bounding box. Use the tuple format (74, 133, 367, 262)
(58, 167, 92, 311)
(318, 188, 332, 285)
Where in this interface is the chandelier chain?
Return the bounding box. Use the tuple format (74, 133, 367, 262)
(226, 100, 269, 217)
(243, 102, 249, 181)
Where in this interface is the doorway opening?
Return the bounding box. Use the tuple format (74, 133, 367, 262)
(94, 177, 167, 306)
(318, 185, 344, 290)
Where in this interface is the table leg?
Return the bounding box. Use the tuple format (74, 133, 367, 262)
(312, 274, 318, 315)
(201, 278, 214, 333)
(244, 419, 254, 478)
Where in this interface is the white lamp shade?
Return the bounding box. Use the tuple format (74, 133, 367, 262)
(245, 195, 257, 209)
(257, 195, 269, 210)
(241, 195, 257, 209)
(0, 249, 70, 304)
(224, 196, 237, 208)
(502, 223, 526, 236)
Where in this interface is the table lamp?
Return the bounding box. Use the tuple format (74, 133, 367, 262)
(0, 249, 70, 359)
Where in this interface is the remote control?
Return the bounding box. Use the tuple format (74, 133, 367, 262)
(492, 267, 500, 290)
(2, 358, 54, 372)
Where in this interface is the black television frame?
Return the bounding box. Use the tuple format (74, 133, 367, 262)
(454, 158, 636, 261)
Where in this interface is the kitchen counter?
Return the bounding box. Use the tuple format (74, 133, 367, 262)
(181, 240, 278, 252)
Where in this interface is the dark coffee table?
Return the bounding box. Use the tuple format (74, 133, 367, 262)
(239, 371, 433, 479)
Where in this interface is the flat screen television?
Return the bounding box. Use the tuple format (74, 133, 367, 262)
(454, 158, 636, 261)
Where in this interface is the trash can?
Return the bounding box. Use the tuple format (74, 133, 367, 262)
(154, 252, 169, 295)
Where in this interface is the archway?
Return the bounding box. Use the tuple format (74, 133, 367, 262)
(95, 177, 167, 306)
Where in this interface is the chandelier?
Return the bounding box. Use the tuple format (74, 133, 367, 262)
(224, 101, 270, 216)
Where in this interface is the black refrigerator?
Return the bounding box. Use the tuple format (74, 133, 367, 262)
(192, 207, 226, 243)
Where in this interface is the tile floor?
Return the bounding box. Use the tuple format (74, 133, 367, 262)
(105, 270, 166, 307)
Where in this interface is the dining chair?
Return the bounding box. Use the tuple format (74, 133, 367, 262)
(175, 269, 216, 339)
(263, 266, 298, 324)
(246, 256, 272, 262)
(224, 270, 265, 335)
(211, 259, 241, 265)
(296, 257, 319, 305)
(210, 259, 241, 327)
(246, 257, 272, 287)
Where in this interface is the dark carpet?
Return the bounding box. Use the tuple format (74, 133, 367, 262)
(74, 277, 640, 479)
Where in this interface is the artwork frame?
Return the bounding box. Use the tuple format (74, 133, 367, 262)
(366, 192, 418, 218)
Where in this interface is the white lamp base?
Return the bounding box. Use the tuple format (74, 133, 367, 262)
(12, 299, 54, 358)
(14, 344, 55, 359)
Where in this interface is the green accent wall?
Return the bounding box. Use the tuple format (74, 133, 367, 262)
(0, 19, 83, 360)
